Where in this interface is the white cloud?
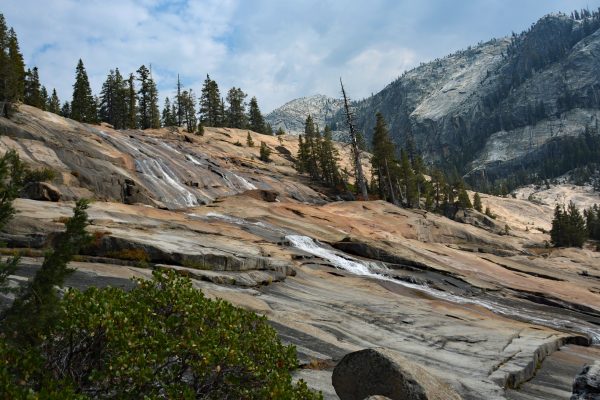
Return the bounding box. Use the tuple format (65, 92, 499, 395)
(2, 0, 597, 113)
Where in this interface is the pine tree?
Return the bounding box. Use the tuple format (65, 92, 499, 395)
(400, 149, 417, 207)
(24, 67, 44, 109)
(371, 112, 398, 204)
(265, 123, 274, 136)
(99, 69, 116, 125)
(226, 87, 247, 129)
(71, 59, 97, 123)
(136, 65, 160, 129)
(473, 192, 483, 212)
(259, 141, 271, 162)
(161, 97, 176, 127)
(47, 89, 60, 114)
(303, 115, 320, 180)
(296, 135, 308, 173)
(180, 89, 197, 133)
(248, 96, 266, 134)
(1, 199, 91, 346)
(3, 27, 25, 102)
(112, 68, 128, 129)
(127, 74, 136, 129)
(176, 74, 183, 127)
(60, 101, 71, 118)
(199, 75, 222, 127)
(246, 132, 254, 147)
(319, 125, 341, 187)
(551, 202, 587, 247)
(40, 86, 48, 110)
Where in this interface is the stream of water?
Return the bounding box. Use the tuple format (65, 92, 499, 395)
(285, 235, 600, 343)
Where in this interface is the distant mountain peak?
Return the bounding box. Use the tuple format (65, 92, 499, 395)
(265, 94, 344, 135)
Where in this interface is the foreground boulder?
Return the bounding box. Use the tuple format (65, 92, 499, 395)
(571, 361, 600, 400)
(332, 348, 462, 400)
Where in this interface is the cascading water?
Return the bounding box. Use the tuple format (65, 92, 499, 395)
(285, 235, 600, 343)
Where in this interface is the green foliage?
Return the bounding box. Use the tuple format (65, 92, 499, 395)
(584, 204, 600, 240)
(0, 150, 25, 229)
(47, 88, 61, 114)
(71, 59, 98, 123)
(99, 68, 130, 129)
(23, 166, 57, 184)
(196, 121, 205, 136)
(226, 87, 248, 129)
(457, 187, 473, 209)
(0, 150, 25, 292)
(136, 65, 160, 129)
(259, 141, 272, 162)
(473, 192, 483, 212)
(24, 67, 44, 108)
(295, 117, 342, 189)
(371, 112, 399, 204)
(248, 96, 266, 134)
(246, 131, 254, 147)
(0, 16, 26, 103)
(485, 206, 496, 219)
(1, 199, 92, 346)
(0, 271, 321, 399)
(199, 74, 223, 127)
(550, 201, 587, 247)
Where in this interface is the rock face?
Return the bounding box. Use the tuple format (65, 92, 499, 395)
(2, 105, 600, 399)
(0, 104, 368, 209)
(571, 361, 600, 400)
(265, 94, 344, 136)
(265, 14, 600, 185)
(332, 348, 462, 400)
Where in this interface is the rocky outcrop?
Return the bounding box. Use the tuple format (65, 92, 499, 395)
(331, 348, 462, 400)
(21, 182, 61, 202)
(265, 94, 345, 136)
(571, 361, 600, 400)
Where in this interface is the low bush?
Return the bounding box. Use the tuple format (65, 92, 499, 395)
(0, 271, 321, 399)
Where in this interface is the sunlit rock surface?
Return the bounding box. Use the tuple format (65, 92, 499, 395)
(1, 105, 600, 399)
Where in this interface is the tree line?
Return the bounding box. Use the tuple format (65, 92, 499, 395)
(296, 109, 482, 217)
(0, 13, 273, 136)
(550, 202, 600, 247)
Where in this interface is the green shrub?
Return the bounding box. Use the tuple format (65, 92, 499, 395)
(23, 167, 57, 184)
(0, 271, 321, 399)
(259, 141, 271, 162)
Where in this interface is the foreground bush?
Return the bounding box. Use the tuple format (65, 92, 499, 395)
(0, 271, 320, 399)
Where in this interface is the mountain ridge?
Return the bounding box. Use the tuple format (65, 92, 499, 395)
(268, 12, 600, 190)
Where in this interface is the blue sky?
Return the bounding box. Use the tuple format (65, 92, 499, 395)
(3, 0, 598, 113)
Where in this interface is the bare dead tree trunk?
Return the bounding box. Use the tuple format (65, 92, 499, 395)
(340, 78, 368, 201)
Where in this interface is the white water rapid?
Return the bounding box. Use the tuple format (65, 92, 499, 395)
(285, 235, 600, 343)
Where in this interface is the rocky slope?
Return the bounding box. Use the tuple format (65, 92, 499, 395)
(265, 94, 344, 136)
(1, 105, 600, 399)
(273, 13, 600, 186)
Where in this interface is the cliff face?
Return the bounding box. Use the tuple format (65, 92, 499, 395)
(345, 13, 600, 181)
(272, 13, 600, 185)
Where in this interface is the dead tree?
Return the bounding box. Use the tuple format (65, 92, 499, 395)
(340, 78, 368, 200)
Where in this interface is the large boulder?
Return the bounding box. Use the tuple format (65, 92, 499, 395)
(332, 348, 461, 400)
(571, 361, 600, 400)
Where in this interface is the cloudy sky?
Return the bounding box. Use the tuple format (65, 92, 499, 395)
(3, 0, 598, 113)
